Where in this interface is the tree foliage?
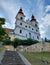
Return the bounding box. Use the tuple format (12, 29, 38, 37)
(12, 38, 20, 48)
(0, 18, 9, 41)
(12, 38, 39, 48)
(0, 18, 5, 24)
(20, 38, 39, 45)
(2, 39, 11, 45)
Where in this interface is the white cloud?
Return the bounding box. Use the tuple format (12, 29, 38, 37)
(0, 14, 5, 18)
(45, 5, 50, 12)
(0, 0, 20, 28)
(3, 22, 12, 29)
(36, 0, 44, 18)
(39, 5, 50, 39)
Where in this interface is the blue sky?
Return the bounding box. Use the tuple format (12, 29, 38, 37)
(0, 0, 50, 39)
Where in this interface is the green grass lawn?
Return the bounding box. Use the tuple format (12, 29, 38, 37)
(21, 52, 50, 65)
(0, 46, 4, 52)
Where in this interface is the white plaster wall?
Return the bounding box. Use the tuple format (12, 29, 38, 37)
(16, 20, 39, 33)
(16, 14, 25, 20)
(14, 26, 40, 41)
(15, 35, 26, 40)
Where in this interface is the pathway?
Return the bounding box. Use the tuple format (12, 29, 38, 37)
(1, 50, 25, 65)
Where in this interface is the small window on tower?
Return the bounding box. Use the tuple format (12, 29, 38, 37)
(20, 23, 22, 25)
(29, 26, 31, 28)
(36, 29, 38, 32)
(35, 24, 37, 27)
(20, 17, 23, 20)
(32, 28, 34, 30)
(25, 25, 27, 28)
(20, 30, 22, 33)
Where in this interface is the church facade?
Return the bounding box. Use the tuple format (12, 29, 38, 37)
(13, 8, 40, 41)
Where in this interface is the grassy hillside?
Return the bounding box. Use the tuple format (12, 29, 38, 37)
(0, 46, 4, 52)
(21, 52, 50, 65)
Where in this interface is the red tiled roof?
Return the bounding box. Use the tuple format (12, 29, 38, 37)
(30, 15, 36, 21)
(16, 8, 25, 17)
(5, 28, 13, 34)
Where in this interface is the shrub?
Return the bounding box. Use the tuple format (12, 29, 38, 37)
(12, 38, 20, 48)
(12, 38, 39, 48)
(2, 39, 11, 45)
(19, 38, 39, 46)
(26, 38, 38, 45)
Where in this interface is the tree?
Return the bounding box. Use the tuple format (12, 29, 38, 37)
(12, 38, 20, 48)
(0, 18, 7, 41)
(2, 39, 11, 45)
(0, 18, 5, 24)
(26, 38, 38, 45)
(12, 38, 39, 48)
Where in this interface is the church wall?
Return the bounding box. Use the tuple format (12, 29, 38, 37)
(14, 8, 41, 41)
(16, 20, 39, 34)
(16, 14, 25, 20)
(14, 24, 40, 40)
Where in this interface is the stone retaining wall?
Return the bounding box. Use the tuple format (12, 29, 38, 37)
(4, 43, 50, 52)
(24, 42, 50, 52)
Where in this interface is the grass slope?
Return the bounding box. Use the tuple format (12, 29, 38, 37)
(21, 52, 50, 65)
(0, 46, 4, 52)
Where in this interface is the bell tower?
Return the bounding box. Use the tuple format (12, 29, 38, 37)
(30, 15, 38, 26)
(15, 8, 25, 21)
(31, 15, 36, 21)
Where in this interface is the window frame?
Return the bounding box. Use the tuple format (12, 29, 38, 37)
(20, 29, 22, 33)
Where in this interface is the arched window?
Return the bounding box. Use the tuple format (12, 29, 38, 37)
(29, 33, 31, 38)
(25, 25, 27, 28)
(20, 17, 23, 20)
(36, 29, 38, 32)
(20, 30, 22, 33)
(29, 26, 31, 28)
(35, 24, 37, 27)
(20, 23, 22, 25)
(37, 36, 39, 39)
(32, 28, 34, 30)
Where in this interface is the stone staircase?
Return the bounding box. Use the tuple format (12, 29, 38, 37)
(1, 50, 25, 65)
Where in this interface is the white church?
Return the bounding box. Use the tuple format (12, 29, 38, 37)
(6, 8, 41, 41)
